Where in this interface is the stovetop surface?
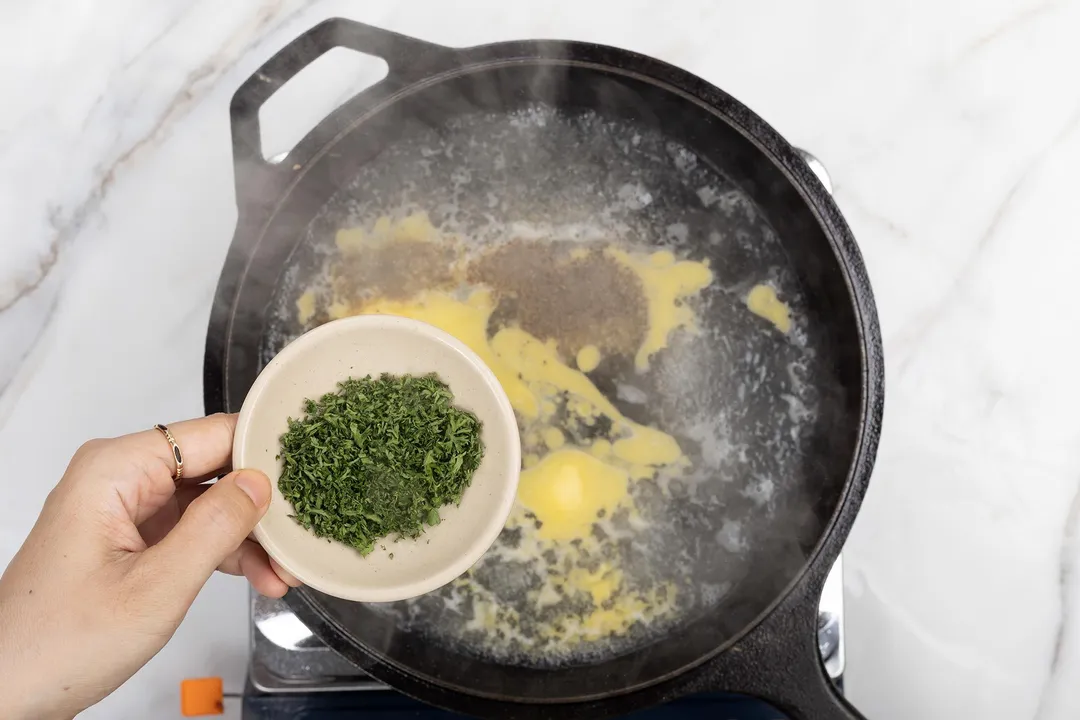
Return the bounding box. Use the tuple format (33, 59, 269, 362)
(251, 593, 386, 693)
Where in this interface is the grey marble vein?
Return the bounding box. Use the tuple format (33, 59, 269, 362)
(961, 0, 1064, 59)
(1034, 474, 1080, 718)
(0, 243, 60, 315)
(0, 0, 291, 317)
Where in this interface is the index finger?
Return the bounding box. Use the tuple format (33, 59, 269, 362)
(125, 413, 238, 485)
(61, 413, 240, 530)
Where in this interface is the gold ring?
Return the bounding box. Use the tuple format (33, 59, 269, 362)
(154, 423, 184, 483)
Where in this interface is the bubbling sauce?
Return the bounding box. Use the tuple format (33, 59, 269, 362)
(296, 213, 715, 659)
(273, 104, 822, 668)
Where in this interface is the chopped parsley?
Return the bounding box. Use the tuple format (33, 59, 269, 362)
(277, 373, 484, 555)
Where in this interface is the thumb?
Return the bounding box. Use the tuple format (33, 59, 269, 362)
(144, 469, 272, 601)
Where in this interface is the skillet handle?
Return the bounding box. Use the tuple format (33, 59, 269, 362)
(700, 564, 865, 720)
(229, 18, 453, 186)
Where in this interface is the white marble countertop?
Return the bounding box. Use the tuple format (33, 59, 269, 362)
(3, 1, 1080, 718)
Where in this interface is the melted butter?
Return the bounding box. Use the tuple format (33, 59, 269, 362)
(334, 289, 683, 473)
(606, 248, 713, 370)
(490, 327, 682, 467)
(392, 212, 437, 242)
(464, 565, 678, 646)
(590, 439, 612, 458)
(335, 227, 365, 253)
(517, 450, 629, 541)
(746, 284, 792, 333)
(568, 563, 620, 604)
(461, 513, 680, 645)
(612, 430, 682, 467)
(573, 584, 678, 641)
(336, 290, 540, 418)
(372, 215, 392, 238)
(309, 219, 717, 652)
(569, 398, 596, 419)
(575, 344, 601, 372)
(337, 213, 439, 252)
(541, 427, 565, 450)
(330, 287, 686, 641)
(296, 290, 316, 325)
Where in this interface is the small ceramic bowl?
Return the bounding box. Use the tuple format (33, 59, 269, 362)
(233, 314, 521, 602)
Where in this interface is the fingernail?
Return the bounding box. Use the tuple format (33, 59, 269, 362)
(235, 470, 271, 507)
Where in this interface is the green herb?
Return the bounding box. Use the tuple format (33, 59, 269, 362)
(277, 373, 484, 555)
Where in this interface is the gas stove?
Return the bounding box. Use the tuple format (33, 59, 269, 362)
(242, 150, 847, 718)
(249, 591, 384, 693)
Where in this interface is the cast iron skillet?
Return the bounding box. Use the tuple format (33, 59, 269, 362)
(203, 18, 883, 720)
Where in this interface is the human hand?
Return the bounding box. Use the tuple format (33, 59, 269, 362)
(0, 413, 300, 720)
